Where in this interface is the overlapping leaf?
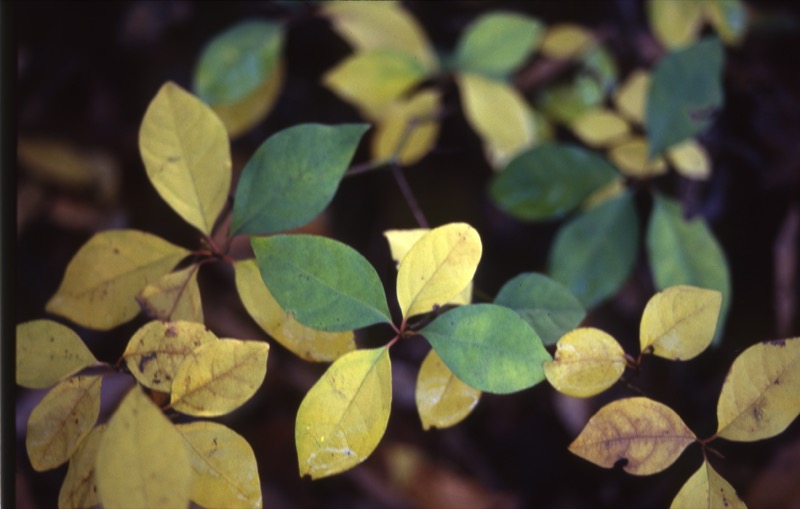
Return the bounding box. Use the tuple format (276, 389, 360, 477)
(58, 424, 105, 509)
(608, 137, 667, 178)
(647, 0, 705, 49)
(454, 11, 542, 78)
(416, 349, 481, 430)
(539, 24, 594, 59)
(706, 0, 748, 45)
(16, 319, 97, 389)
(668, 139, 711, 180)
(670, 460, 746, 509)
(371, 89, 440, 166)
(571, 109, 630, 148)
(136, 263, 204, 323)
(614, 70, 650, 125)
(544, 328, 626, 398)
(210, 63, 285, 139)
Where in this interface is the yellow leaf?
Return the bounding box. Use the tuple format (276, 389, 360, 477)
(46, 229, 190, 330)
(670, 459, 747, 509)
(139, 81, 232, 235)
(571, 109, 631, 148)
(26, 376, 102, 471)
(396, 223, 482, 319)
(569, 397, 696, 475)
(581, 177, 626, 210)
(543, 328, 626, 398)
(705, 0, 748, 46)
(668, 139, 712, 180)
(647, 0, 705, 49)
(296, 347, 392, 479)
(122, 320, 218, 392)
(136, 264, 204, 323)
(416, 349, 481, 430)
(58, 424, 106, 509)
(16, 319, 97, 389)
(539, 24, 595, 59)
(608, 137, 667, 178)
(234, 259, 355, 362)
(321, 1, 437, 73)
(614, 70, 651, 125)
(716, 337, 800, 441)
(640, 285, 722, 360)
(458, 72, 536, 168)
(372, 89, 441, 166)
(177, 422, 262, 509)
(17, 137, 97, 189)
(213, 61, 284, 139)
(95, 386, 192, 509)
(171, 339, 269, 416)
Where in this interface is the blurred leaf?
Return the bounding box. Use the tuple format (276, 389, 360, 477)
(454, 11, 543, 77)
(647, 0, 705, 49)
(17, 138, 96, 189)
(569, 397, 696, 475)
(296, 347, 392, 479)
(705, 0, 748, 46)
(252, 234, 391, 331)
(571, 109, 631, 148)
(421, 304, 551, 394)
(614, 70, 650, 125)
(544, 328, 626, 398)
(16, 319, 97, 389)
(136, 263, 204, 323)
(58, 424, 105, 509)
(608, 137, 668, 178)
(539, 23, 594, 59)
(231, 123, 369, 235)
(26, 376, 101, 471)
(212, 61, 285, 139)
(538, 74, 604, 125)
(416, 349, 481, 430)
(372, 89, 441, 166)
(668, 139, 712, 180)
(671, 459, 746, 509)
(46, 230, 190, 330)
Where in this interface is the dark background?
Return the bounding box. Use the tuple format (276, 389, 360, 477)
(12, 1, 800, 508)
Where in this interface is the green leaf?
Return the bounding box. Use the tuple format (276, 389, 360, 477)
(231, 123, 369, 236)
(646, 37, 725, 157)
(454, 12, 543, 78)
(549, 191, 639, 307)
(421, 304, 551, 394)
(494, 273, 586, 346)
(490, 143, 619, 221)
(252, 235, 391, 331)
(646, 194, 731, 343)
(16, 319, 97, 389)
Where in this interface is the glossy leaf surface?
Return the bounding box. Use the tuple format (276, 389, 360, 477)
(544, 328, 626, 398)
(454, 11, 542, 77)
(136, 263, 203, 323)
(416, 349, 481, 430)
(16, 319, 97, 389)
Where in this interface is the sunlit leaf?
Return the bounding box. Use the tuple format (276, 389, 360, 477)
(569, 397, 696, 475)
(539, 24, 594, 59)
(454, 11, 543, 77)
(96, 386, 192, 509)
(231, 123, 369, 235)
(177, 421, 262, 509)
(171, 339, 269, 417)
(58, 424, 105, 509)
(705, 0, 748, 46)
(234, 259, 355, 362)
(544, 328, 626, 398)
(670, 459, 747, 509)
(421, 304, 551, 394)
(136, 263, 203, 323)
(647, 0, 705, 49)
(396, 223, 482, 319)
(571, 109, 630, 148)
(640, 285, 722, 360)
(716, 337, 800, 441)
(614, 70, 650, 125)
(46, 230, 190, 330)
(26, 376, 101, 471)
(211, 61, 285, 139)
(252, 234, 391, 331)
(608, 137, 668, 178)
(296, 347, 392, 479)
(416, 349, 481, 430)
(668, 139, 712, 180)
(493, 272, 585, 346)
(16, 319, 97, 389)
(372, 89, 440, 166)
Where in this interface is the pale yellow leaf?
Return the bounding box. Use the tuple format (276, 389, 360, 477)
(396, 223, 482, 319)
(122, 320, 218, 392)
(716, 337, 800, 441)
(177, 421, 262, 509)
(571, 109, 631, 148)
(608, 137, 667, 178)
(58, 424, 106, 509)
(234, 259, 355, 362)
(16, 319, 97, 389)
(95, 386, 192, 509)
(670, 459, 747, 509)
(457, 72, 535, 169)
(17, 137, 96, 189)
(372, 89, 441, 166)
(539, 24, 595, 59)
(668, 139, 712, 180)
(213, 61, 284, 139)
(640, 285, 722, 360)
(46, 229, 190, 330)
(614, 70, 651, 125)
(647, 0, 705, 49)
(26, 376, 102, 471)
(569, 397, 696, 475)
(171, 339, 269, 416)
(544, 328, 626, 398)
(705, 0, 748, 46)
(136, 263, 204, 323)
(140, 81, 232, 235)
(416, 349, 481, 430)
(296, 347, 392, 479)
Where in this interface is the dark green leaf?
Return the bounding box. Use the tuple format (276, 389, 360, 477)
(454, 12, 543, 78)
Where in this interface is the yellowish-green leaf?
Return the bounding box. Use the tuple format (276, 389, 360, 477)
(640, 285, 722, 360)
(396, 223, 482, 319)
(58, 424, 106, 509)
(212, 61, 284, 139)
(234, 259, 355, 362)
(296, 347, 392, 479)
(122, 320, 218, 392)
(716, 337, 800, 441)
(705, 0, 748, 46)
(372, 89, 441, 166)
(671, 459, 747, 509)
(416, 349, 481, 430)
(582, 177, 626, 210)
(647, 0, 705, 49)
(171, 339, 269, 417)
(17, 137, 97, 189)
(26, 376, 101, 471)
(668, 139, 711, 180)
(608, 137, 667, 178)
(46, 229, 190, 330)
(569, 397, 696, 475)
(95, 386, 192, 509)
(539, 24, 595, 59)
(177, 421, 262, 509)
(136, 263, 204, 323)
(16, 319, 97, 389)
(544, 328, 626, 398)
(614, 70, 651, 125)
(457, 72, 535, 169)
(571, 109, 631, 148)
(139, 81, 232, 234)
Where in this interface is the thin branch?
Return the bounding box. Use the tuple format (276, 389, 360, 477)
(391, 164, 428, 228)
